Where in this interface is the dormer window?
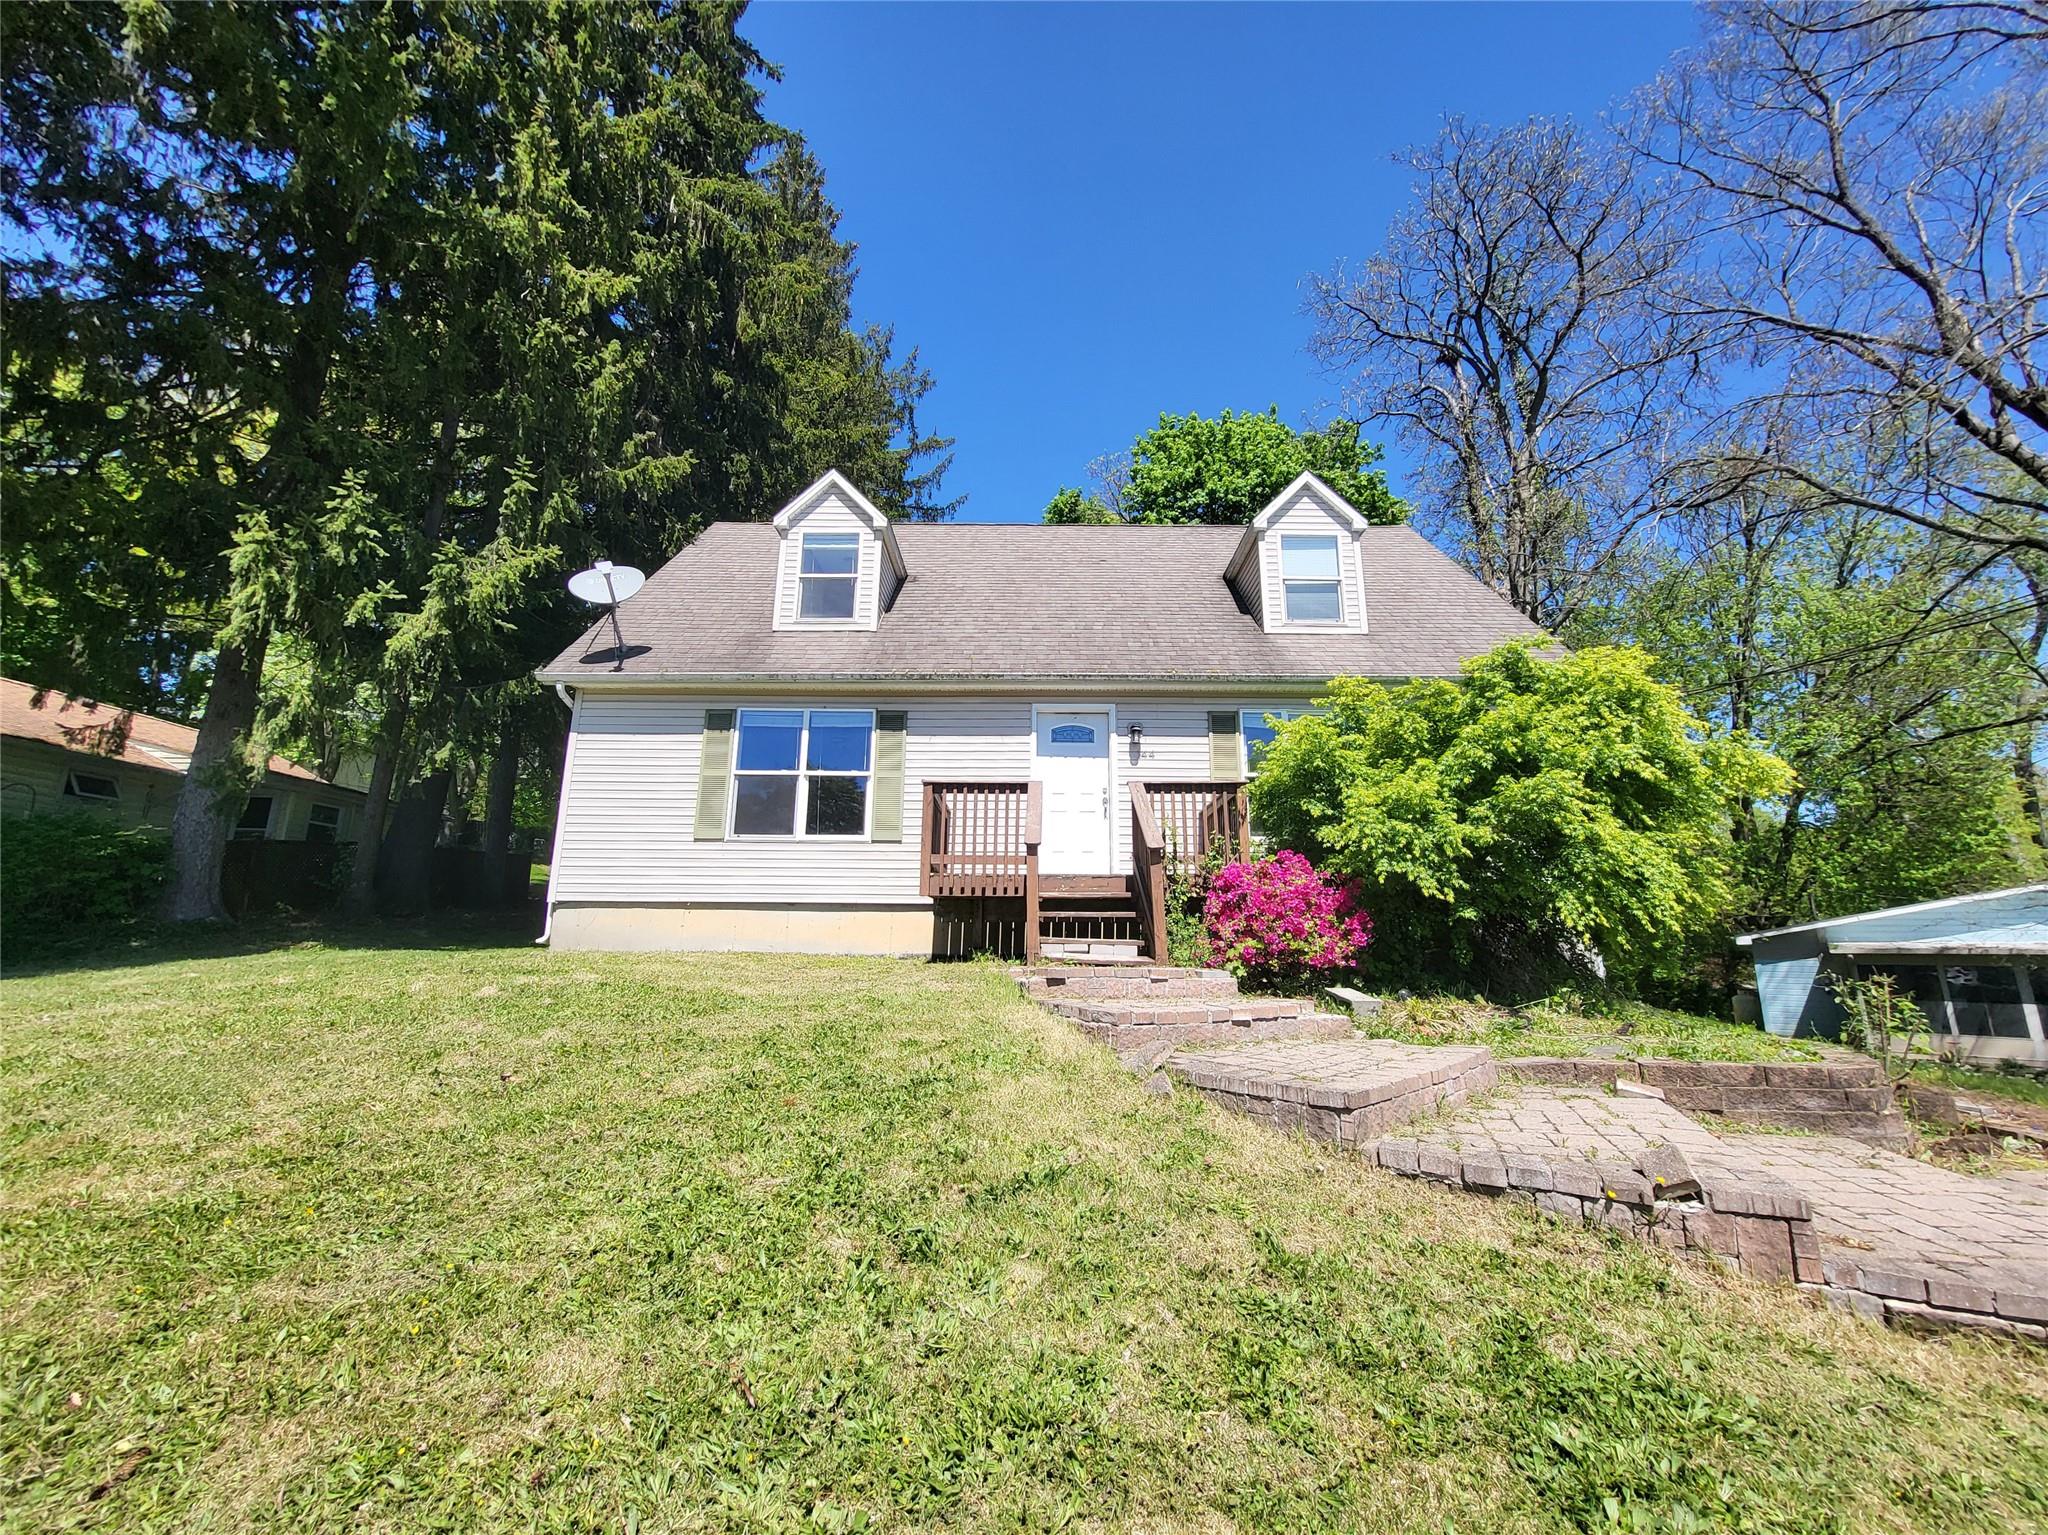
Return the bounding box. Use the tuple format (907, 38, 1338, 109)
(1280, 534, 1341, 623)
(798, 533, 859, 621)
(770, 470, 909, 633)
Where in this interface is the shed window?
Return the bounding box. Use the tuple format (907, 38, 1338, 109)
(1280, 535, 1341, 623)
(306, 803, 343, 844)
(1943, 965, 2031, 1038)
(231, 795, 274, 841)
(1857, 961, 2036, 1039)
(1856, 963, 1947, 1035)
(62, 771, 121, 805)
(732, 709, 872, 837)
(798, 533, 860, 620)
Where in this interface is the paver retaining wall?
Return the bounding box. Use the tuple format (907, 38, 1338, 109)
(1507, 1057, 1911, 1148)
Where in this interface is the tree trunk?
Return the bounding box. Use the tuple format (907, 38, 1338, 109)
(377, 767, 453, 917)
(158, 633, 269, 923)
(342, 690, 410, 917)
(480, 720, 520, 906)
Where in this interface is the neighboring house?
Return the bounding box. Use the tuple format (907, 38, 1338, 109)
(536, 469, 1550, 959)
(1736, 884, 2048, 1066)
(0, 676, 365, 843)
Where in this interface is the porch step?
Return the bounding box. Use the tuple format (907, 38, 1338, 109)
(1040, 938, 1143, 960)
(1039, 906, 1139, 921)
(1070, 1008, 1356, 1069)
(1018, 965, 1241, 1002)
(1040, 875, 1130, 897)
(1042, 996, 1316, 1027)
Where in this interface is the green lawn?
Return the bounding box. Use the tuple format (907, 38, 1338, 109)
(1906, 1060, 2048, 1113)
(3, 933, 2044, 1533)
(1367, 994, 1827, 1063)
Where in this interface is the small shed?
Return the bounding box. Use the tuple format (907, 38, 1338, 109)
(1735, 884, 2048, 1066)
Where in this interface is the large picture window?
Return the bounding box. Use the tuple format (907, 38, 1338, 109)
(732, 709, 874, 837)
(1280, 534, 1341, 623)
(798, 533, 860, 620)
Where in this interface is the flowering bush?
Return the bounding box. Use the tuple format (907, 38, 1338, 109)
(1204, 850, 1372, 987)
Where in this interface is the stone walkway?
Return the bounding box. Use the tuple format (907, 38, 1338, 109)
(1732, 1133, 2048, 1326)
(1378, 1083, 2048, 1336)
(1019, 971, 2048, 1338)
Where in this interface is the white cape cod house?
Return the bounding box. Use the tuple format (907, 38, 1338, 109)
(536, 469, 1547, 960)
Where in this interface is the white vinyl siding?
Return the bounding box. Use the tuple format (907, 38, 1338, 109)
(551, 692, 1316, 902)
(1256, 484, 1368, 633)
(555, 693, 1027, 904)
(772, 492, 883, 631)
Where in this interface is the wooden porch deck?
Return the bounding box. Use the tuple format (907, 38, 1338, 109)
(920, 779, 1249, 961)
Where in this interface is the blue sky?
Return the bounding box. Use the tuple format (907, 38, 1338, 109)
(745, 2, 1703, 523)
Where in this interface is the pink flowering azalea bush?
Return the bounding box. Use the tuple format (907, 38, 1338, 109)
(1203, 850, 1372, 988)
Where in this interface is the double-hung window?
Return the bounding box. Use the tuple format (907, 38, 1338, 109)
(731, 709, 874, 837)
(797, 533, 860, 621)
(306, 803, 343, 844)
(1280, 534, 1342, 623)
(1242, 709, 1311, 776)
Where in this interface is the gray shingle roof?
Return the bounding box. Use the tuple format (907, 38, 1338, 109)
(539, 522, 1553, 685)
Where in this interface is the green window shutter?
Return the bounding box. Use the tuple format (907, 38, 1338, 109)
(694, 709, 736, 840)
(1208, 711, 1242, 780)
(871, 710, 907, 842)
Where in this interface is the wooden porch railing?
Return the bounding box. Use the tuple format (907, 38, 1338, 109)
(1130, 780, 1251, 963)
(920, 780, 1044, 959)
(1143, 782, 1252, 876)
(1130, 785, 1170, 964)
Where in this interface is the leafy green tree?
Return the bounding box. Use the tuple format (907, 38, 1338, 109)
(1041, 487, 1120, 525)
(4, 1, 425, 919)
(1575, 482, 2047, 927)
(1042, 408, 1406, 526)
(4, 2, 953, 920)
(1250, 644, 1788, 997)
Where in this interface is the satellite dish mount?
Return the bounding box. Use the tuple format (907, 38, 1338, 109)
(566, 558, 647, 672)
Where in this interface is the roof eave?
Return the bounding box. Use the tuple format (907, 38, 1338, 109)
(534, 670, 1425, 694)
(1734, 882, 2048, 944)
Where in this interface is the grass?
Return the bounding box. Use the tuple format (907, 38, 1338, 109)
(1368, 994, 1827, 1063)
(4, 931, 2045, 1533)
(1905, 1060, 2048, 1113)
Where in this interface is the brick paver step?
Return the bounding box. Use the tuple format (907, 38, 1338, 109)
(1043, 997, 1311, 1027)
(1167, 1039, 1499, 1145)
(1016, 965, 1243, 1002)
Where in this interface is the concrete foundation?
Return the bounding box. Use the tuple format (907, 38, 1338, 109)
(548, 902, 935, 955)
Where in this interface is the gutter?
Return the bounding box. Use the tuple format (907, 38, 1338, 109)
(529, 672, 1437, 695)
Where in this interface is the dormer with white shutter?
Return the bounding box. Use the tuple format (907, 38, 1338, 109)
(770, 470, 907, 632)
(1223, 472, 1371, 634)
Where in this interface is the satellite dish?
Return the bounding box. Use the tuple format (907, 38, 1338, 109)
(566, 559, 646, 670)
(568, 559, 645, 606)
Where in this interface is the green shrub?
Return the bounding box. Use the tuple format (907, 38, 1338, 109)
(1249, 643, 1789, 999)
(1, 813, 169, 964)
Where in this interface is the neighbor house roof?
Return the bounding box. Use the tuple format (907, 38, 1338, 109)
(0, 676, 353, 790)
(1733, 883, 2048, 945)
(539, 521, 1554, 687)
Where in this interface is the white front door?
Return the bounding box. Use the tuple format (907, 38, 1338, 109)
(1034, 709, 1113, 874)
